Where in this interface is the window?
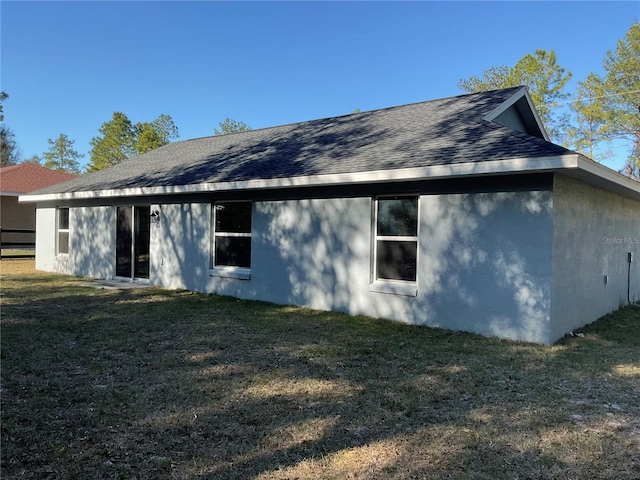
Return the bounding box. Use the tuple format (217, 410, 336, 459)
(56, 207, 70, 255)
(374, 196, 418, 282)
(212, 201, 252, 275)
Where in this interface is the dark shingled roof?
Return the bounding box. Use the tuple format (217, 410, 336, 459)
(31, 87, 571, 195)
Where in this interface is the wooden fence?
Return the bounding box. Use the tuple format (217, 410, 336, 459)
(0, 227, 36, 258)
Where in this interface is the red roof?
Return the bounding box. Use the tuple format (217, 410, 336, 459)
(0, 163, 79, 194)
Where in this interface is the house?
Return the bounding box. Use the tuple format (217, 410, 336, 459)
(20, 87, 640, 344)
(1, 163, 77, 252)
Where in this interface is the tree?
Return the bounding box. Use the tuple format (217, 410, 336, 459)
(42, 134, 84, 174)
(569, 22, 640, 179)
(88, 112, 135, 172)
(150, 113, 179, 144)
(458, 50, 572, 141)
(0, 91, 8, 122)
(24, 154, 42, 165)
(134, 122, 165, 155)
(565, 74, 612, 160)
(0, 125, 20, 167)
(457, 66, 511, 93)
(0, 92, 21, 167)
(602, 21, 639, 178)
(133, 114, 179, 155)
(214, 118, 251, 135)
(87, 112, 179, 172)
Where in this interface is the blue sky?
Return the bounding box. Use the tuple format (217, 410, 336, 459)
(2, 1, 638, 172)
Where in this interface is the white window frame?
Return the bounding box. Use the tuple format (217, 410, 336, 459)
(369, 195, 419, 296)
(209, 200, 252, 280)
(56, 207, 70, 256)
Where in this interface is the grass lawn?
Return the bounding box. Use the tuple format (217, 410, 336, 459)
(1, 259, 639, 479)
(0, 249, 35, 259)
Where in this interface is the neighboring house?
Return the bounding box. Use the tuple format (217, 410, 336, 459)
(1, 163, 77, 250)
(20, 87, 640, 344)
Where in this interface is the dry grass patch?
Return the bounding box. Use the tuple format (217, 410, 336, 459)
(0, 258, 36, 275)
(613, 363, 640, 377)
(1, 260, 639, 479)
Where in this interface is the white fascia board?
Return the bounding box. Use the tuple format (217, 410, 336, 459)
(484, 87, 551, 142)
(576, 154, 632, 184)
(19, 154, 579, 203)
(573, 154, 640, 199)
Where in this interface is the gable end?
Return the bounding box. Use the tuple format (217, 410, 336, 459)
(484, 87, 548, 140)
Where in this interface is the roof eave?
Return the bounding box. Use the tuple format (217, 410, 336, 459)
(568, 154, 640, 202)
(22, 153, 638, 203)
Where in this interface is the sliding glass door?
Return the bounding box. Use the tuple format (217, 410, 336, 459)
(115, 206, 150, 279)
(134, 206, 150, 278)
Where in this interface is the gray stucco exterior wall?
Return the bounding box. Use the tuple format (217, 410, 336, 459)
(152, 202, 211, 291)
(71, 206, 115, 279)
(417, 191, 553, 343)
(36, 206, 115, 277)
(236, 192, 554, 344)
(35, 188, 557, 343)
(550, 174, 640, 342)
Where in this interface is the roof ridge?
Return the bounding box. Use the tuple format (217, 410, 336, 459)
(176, 86, 526, 145)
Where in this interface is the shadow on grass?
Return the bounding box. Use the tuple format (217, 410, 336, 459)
(575, 304, 640, 346)
(2, 275, 639, 479)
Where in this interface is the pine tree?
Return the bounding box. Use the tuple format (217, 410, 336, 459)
(42, 134, 83, 174)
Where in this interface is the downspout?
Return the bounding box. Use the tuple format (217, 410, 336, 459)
(628, 252, 633, 304)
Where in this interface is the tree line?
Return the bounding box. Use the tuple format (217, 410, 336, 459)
(458, 21, 639, 179)
(1, 22, 637, 178)
(0, 101, 252, 173)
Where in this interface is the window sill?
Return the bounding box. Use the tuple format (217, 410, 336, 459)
(209, 266, 251, 280)
(369, 280, 418, 297)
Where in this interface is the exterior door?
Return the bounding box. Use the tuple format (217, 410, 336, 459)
(115, 206, 150, 279)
